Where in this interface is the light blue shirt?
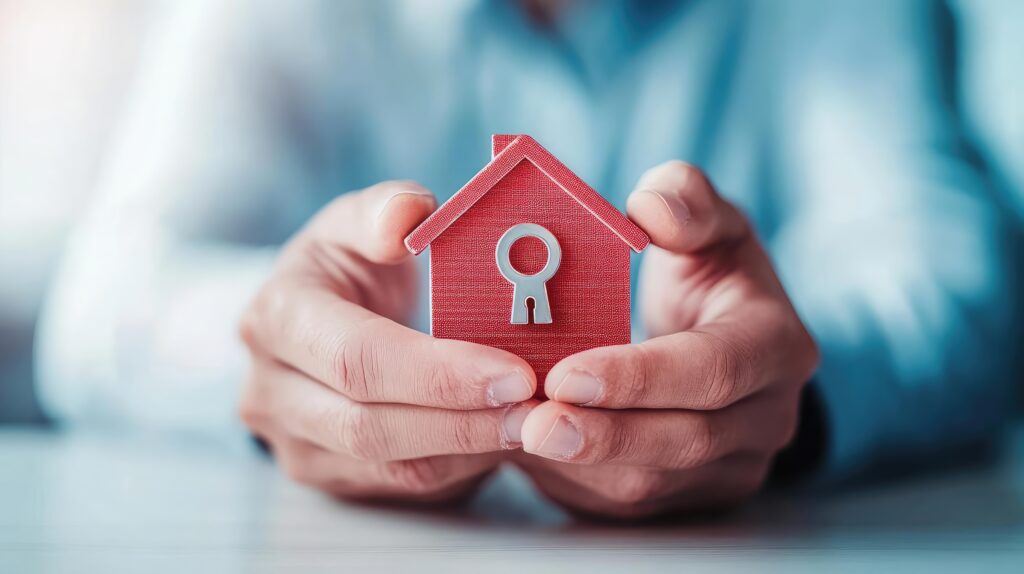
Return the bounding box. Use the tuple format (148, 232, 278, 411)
(37, 0, 1021, 481)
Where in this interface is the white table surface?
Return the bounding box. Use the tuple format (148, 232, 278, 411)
(2, 428, 1023, 573)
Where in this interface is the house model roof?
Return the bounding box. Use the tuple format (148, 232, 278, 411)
(405, 135, 650, 255)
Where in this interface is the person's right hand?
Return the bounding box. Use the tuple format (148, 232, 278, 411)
(238, 181, 538, 504)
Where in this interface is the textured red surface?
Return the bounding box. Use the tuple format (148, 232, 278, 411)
(405, 135, 649, 255)
(492, 134, 516, 157)
(408, 135, 647, 393)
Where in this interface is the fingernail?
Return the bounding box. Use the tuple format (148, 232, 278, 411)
(376, 190, 435, 222)
(488, 372, 533, 406)
(639, 189, 691, 223)
(552, 369, 603, 405)
(534, 416, 581, 459)
(500, 403, 532, 449)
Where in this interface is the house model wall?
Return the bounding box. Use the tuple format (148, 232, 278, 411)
(406, 135, 648, 393)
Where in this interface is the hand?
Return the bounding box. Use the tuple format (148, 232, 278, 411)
(515, 161, 819, 519)
(239, 182, 538, 504)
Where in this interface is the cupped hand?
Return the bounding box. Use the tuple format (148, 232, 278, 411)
(239, 182, 538, 504)
(515, 161, 819, 519)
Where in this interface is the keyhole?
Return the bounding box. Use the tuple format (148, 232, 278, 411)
(495, 223, 561, 325)
(509, 236, 547, 276)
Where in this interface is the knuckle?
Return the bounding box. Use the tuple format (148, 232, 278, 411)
(256, 282, 290, 328)
(338, 403, 385, 461)
(332, 338, 357, 397)
(238, 374, 269, 431)
(698, 335, 746, 409)
(383, 458, 445, 495)
(622, 345, 654, 407)
(575, 412, 619, 463)
(237, 396, 264, 431)
(239, 281, 296, 352)
(314, 402, 347, 451)
(238, 307, 261, 350)
(238, 284, 284, 351)
(679, 417, 721, 467)
(602, 469, 667, 506)
(420, 348, 461, 406)
(332, 326, 379, 400)
(700, 355, 736, 409)
(608, 431, 643, 468)
(449, 414, 482, 454)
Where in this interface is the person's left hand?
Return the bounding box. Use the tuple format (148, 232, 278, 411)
(514, 161, 819, 520)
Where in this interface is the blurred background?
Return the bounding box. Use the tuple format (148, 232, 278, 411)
(0, 0, 1021, 429)
(0, 0, 155, 423)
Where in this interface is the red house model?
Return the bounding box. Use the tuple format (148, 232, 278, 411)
(405, 135, 649, 393)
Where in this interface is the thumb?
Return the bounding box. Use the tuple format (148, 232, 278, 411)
(626, 161, 748, 254)
(309, 181, 437, 264)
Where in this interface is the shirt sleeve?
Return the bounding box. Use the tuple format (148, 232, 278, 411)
(769, 0, 1021, 481)
(34, 0, 329, 446)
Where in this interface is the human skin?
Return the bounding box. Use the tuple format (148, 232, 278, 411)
(238, 163, 818, 515)
(515, 161, 819, 519)
(238, 181, 540, 503)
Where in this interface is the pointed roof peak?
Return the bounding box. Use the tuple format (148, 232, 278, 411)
(405, 135, 649, 255)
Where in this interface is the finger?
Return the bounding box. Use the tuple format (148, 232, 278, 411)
(305, 180, 438, 265)
(521, 396, 795, 467)
(274, 436, 503, 502)
(251, 360, 539, 459)
(626, 161, 748, 254)
(545, 302, 814, 409)
(515, 452, 769, 520)
(244, 284, 536, 408)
